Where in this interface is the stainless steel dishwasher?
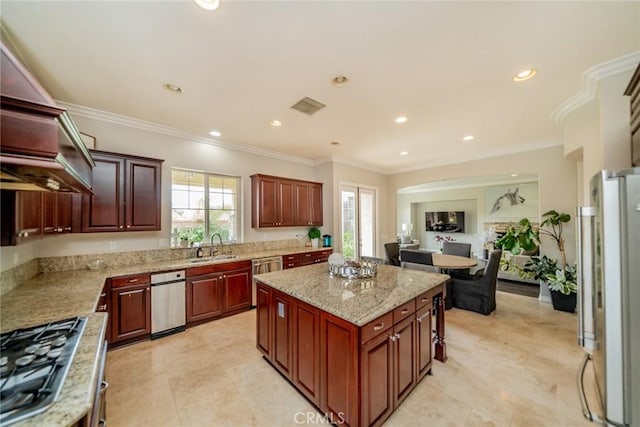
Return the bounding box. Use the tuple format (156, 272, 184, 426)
(252, 256, 282, 307)
(150, 270, 186, 339)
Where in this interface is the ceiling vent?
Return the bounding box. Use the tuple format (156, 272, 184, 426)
(290, 97, 326, 115)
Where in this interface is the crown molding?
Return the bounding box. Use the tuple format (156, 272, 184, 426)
(313, 155, 389, 175)
(552, 51, 640, 125)
(57, 101, 315, 167)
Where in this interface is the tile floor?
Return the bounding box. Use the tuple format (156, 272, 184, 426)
(106, 291, 594, 426)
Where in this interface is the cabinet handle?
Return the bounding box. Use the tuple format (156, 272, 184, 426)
(401, 308, 409, 314)
(98, 420, 107, 427)
(373, 323, 385, 331)
(100, 293, 107, 298)
(389, 334, 396, 342)
(127, 278, 139, 283)
(417, 311, 430, 323)
(99, 304, 107, 311)
(120, 289, 144, 296)
(119, 225, 123, 229)
(395, 333, 401, 339)
(421, 297, 429, 302)
(100, 380, 110, 392)
(127, 225, 131, 229)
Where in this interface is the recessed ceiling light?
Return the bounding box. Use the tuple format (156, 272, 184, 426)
(400, 151, 409, 156)
(193, 0, 220, 11)
(330, 141, 340, 146)
(462, 135, 475, 141)
(394, 116, 408, 124)
(332, 75, 350, 87)
(513, 68, 537, 82)
(269, 120, 282, 127)
(209, 130, 221, 137)
(162, 83, 183, 94)
(511, 174, 519, 177)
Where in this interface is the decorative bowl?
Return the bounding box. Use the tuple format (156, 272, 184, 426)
(328, 259, 377, 279)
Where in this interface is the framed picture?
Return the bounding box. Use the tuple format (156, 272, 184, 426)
(80, 132, 96, 149)
(486, 182, 538, 218)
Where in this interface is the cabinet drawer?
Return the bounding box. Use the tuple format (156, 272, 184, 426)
(393, 300, 416, 324)
(416, 289, 434, 309)
(187, 260, 251, 277)
(360, 312, 393, 345)
(111, 273, 150, 288)
(283, 262, 298, 269)
(283, 254, 298, 262)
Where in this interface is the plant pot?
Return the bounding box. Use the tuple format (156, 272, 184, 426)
(550, 290, 576, 313)
(311, 238, 319, 248)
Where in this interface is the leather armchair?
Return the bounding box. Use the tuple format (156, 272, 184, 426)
(452, 249, 502, 315)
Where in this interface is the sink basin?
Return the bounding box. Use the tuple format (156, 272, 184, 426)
(189, 255, 239, 263)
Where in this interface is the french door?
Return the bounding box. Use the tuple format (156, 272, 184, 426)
(340, 185, 376, 260)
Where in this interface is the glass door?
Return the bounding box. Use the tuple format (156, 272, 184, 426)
(340, 185, 376, 259)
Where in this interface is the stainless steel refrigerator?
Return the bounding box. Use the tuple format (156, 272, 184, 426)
(576, 168, 639, 427)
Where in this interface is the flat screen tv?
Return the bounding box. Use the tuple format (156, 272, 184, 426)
(425, 211, 465, 233)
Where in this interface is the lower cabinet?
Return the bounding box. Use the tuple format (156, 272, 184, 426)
(256, 281, 436, 427)
(282, 249, 333, 269)
(186, 261, 252, 325)
(110, 282, 151, 344)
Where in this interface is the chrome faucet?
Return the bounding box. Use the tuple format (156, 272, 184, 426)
(210, 233, 223, 257)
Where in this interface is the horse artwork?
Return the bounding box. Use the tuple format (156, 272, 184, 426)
(490, 187, 525, 214)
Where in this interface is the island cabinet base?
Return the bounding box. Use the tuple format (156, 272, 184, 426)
(255, 281, 445, 427)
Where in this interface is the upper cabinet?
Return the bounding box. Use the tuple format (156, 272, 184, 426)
(624, 63, 640, 167)
(79, 150, 163, 232)
(251, 174, 323, 228)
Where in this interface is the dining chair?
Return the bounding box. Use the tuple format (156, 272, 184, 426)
(451, 249, 502, 315)
(384, 242, 401, 266)
(400, 249, 453, 309)
(442, 241, 472, 275)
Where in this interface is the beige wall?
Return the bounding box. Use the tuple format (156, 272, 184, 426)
(389, 146, 578, 264)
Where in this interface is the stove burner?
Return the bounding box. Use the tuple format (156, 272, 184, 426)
(0, 317, 86, 425)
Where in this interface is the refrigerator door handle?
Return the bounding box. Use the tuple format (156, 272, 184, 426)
(576, 206, 596, 348)
(577, 352, 597, 422)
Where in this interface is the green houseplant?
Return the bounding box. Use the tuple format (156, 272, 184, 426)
(494, 218, 539, 255)
(308, 227, 321, 248)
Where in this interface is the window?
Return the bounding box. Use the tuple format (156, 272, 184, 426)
(171, 169, 241, 246)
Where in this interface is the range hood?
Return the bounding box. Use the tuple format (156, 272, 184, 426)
(0, 43, 94, 193)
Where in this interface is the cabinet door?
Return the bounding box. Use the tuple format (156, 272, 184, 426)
(82, 153, 125, 232)
(187, 273, 224, 324)
(97, 282, 111, 343)
(16, 191, 42, 243)
(254, 175, 278, 227)
(360, 331, 394, 427)
(300, 251, 315, 266)
(273, 291, 292, 377)
(110, 284, 151, 343)
(42, 192, 56, 235)
(309, 183, 323, 226)
(320, 313, 359, 427)
(256, 283, 271, 357)
(55, 193, 73, 233)
(416, 303, 433, 380)
(314, 249, 333, 264)
(224, 267, 251, 312)
(295, 182, 311, 226)
(125, 158, 161, 231)
(278, 179, 296, 226)
(292, 300, 320, 405)
(393, 316, 417, 406)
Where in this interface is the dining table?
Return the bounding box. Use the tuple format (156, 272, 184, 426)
(431, 253, 478, 269)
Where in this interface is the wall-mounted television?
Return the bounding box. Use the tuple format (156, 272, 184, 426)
(425, 211, 465, 233)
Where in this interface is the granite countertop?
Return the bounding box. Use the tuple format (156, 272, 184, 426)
(254, 263, 450, 326)
(0, 246, 329, 426)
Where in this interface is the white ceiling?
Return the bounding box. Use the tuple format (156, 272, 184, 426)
(1, 1, 638, 174)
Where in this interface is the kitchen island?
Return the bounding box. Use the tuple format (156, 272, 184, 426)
(254, 263, 449, 427)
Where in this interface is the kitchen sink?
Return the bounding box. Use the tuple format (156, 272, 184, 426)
(189, 255, 239, 263)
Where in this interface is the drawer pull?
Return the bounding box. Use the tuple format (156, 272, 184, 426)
(389, 334, 396, 342)
(100, 293, 107, 298)
(421, 297, 429, 302)
(120, 289, 144, 296)
(417, 312, 430, 322)
(373, 323, 385, 331)
(400, 308, 409, 314)
(127, 278, 139, 283)
(99, 304, 107, 311)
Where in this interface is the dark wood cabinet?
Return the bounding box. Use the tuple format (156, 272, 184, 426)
(273, 291, 293, 377)
(392, 315, 417, 406)
(223, 266, 252, 312)
(282, 249, 333, 269)
(186, 273, 225, 323)
(295, 181, 323, 226)
(360, 327, 394, 427)
(416, 303, 433, 381)
(43, 192, 73, 235)
(256, 283, 272, 356)
(110, 275, 151, 344)
(292, 300, 321, 405)
(624, 63, 640, 167)
(251, 174, 323, 228)
(16, 191, 43, 244)
(96, 281, 111, 344)
(186, 260, 252, 325)
(80, 150, 162, 232)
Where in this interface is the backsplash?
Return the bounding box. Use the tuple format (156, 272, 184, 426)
(38, 238, 305, 273)
(0, 259, 40, 295)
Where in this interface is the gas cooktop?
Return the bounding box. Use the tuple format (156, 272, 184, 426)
(0, 316, 87, 426)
